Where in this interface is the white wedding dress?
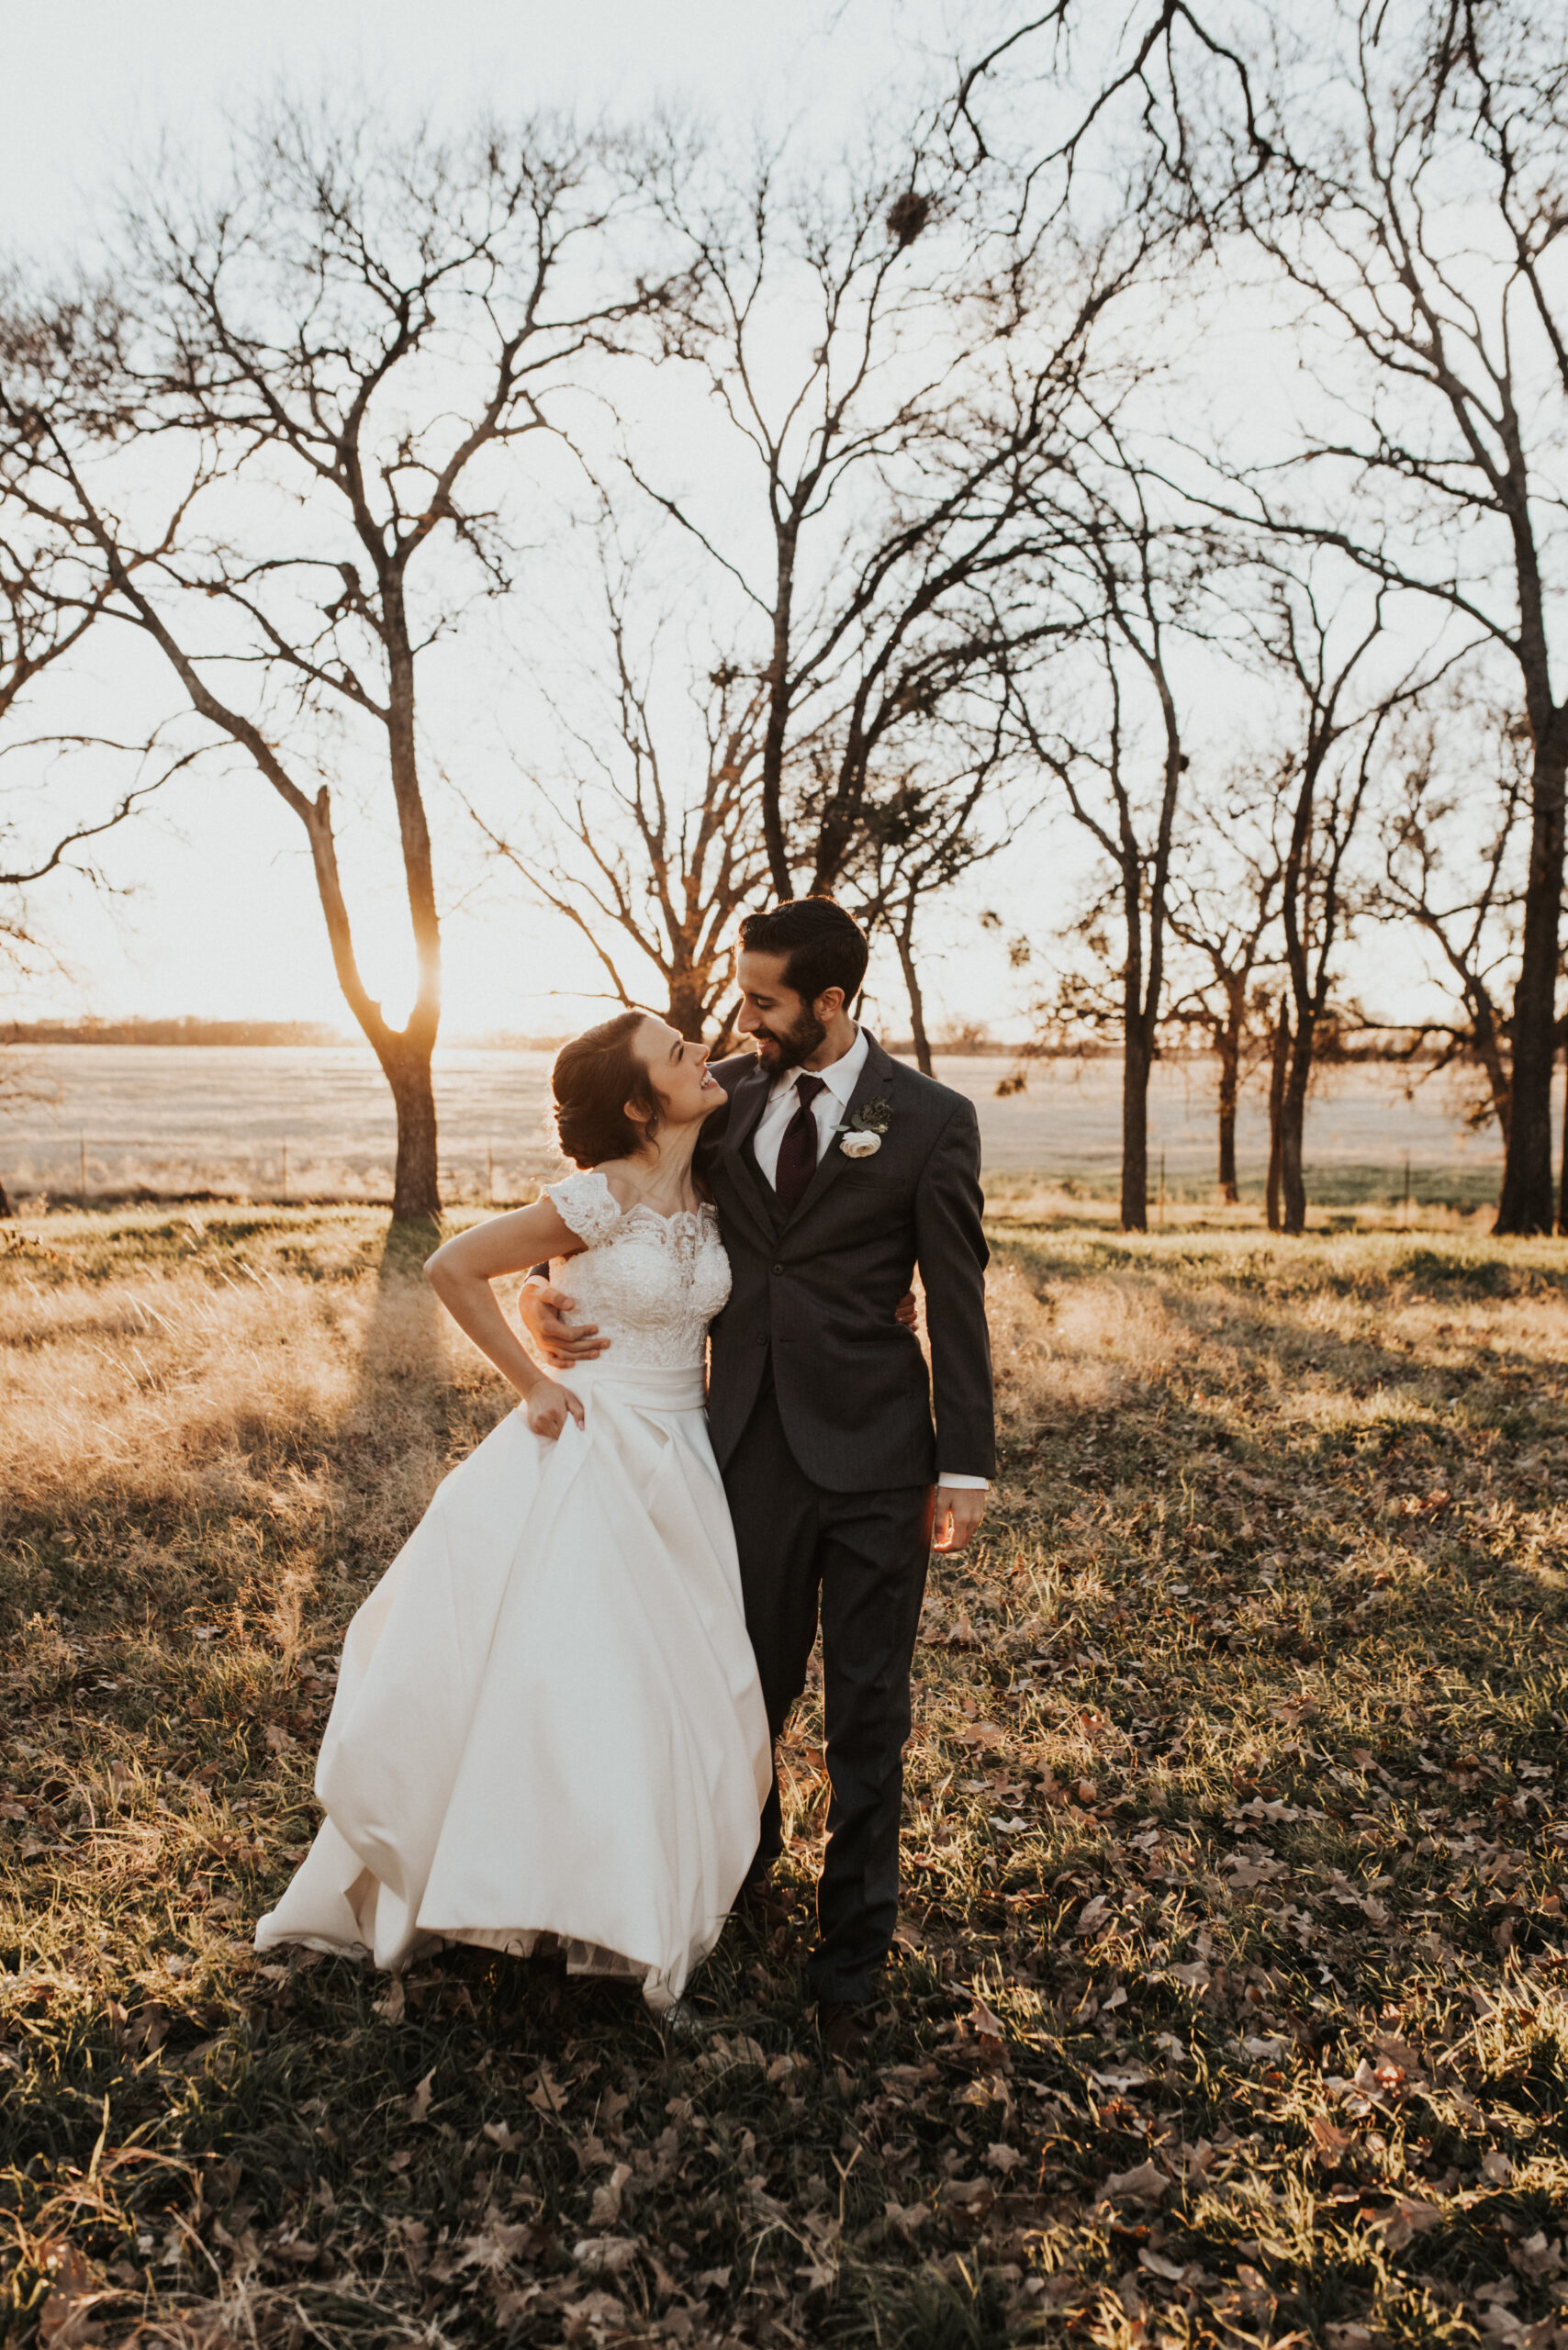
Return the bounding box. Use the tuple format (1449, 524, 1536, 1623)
(255, 1170, 771, 2011)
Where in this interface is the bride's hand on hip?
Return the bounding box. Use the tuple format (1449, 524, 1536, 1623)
(523, 1378, 586, 1439)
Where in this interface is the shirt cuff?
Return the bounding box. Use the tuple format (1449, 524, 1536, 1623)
(937, 1472, 990, 1490)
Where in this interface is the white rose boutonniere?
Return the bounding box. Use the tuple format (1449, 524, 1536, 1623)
(836, 1096, 892, 1159)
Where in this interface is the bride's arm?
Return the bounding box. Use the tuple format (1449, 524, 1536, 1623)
(426, 1203, 587, 1434)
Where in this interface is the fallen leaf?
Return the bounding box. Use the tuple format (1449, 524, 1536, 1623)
(589, 2164, 633, 2226)
(1377, 2195, 1442, 2248)
(408, 2067, 435, 2125)
(37, 2242, 106, 2349)
(1103, 2160, 1167, 2204)
(527, 2063, 569, 2115)
(561, 2288, 626, 2343)
(572, 2235, 639, 2275)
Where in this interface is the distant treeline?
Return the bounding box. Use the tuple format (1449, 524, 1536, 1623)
(2, 1017, 347, 1048)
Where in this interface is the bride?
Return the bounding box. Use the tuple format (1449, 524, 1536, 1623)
(255, 1010, 771, 2014)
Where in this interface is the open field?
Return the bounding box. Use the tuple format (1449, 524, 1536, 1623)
(0, 1046, 1517, 1209)
(3, 1203, 1567, 2348)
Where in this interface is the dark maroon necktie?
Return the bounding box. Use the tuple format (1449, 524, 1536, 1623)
(774, 1073, 826, 1211)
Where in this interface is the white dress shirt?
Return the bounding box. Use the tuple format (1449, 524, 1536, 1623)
(751, 1030, 988, 1493)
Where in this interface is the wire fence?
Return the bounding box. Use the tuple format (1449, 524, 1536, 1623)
(1, 1131, 1509, 1216)
(3, 1136, 562, 1207)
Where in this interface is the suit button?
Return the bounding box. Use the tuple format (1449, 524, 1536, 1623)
(771, 1261, 783, 1274)
(756, 1335, 768, 1347)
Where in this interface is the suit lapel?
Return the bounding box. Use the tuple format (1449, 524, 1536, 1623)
(781, 1034, 898, 1232)
(718, 1062, 778, 1242)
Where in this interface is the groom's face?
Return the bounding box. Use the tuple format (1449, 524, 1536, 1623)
(735, 950, 826, 1074)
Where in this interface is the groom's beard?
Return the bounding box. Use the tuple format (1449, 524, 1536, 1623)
(751, 1008, 827, 1073)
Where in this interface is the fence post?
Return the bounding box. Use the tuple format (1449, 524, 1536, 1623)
(79, 1136, 86, 1201)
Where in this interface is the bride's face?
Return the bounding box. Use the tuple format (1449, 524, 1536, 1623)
(632, 1017, 722, 1131)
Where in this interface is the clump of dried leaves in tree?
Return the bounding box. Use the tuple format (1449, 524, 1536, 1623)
(2, 1205, 1566, 2347)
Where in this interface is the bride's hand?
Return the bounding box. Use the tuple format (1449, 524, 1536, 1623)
(524, 1378, 586, 1439)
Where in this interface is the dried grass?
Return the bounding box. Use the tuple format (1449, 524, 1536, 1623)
(3, 1205, 1566, 2349)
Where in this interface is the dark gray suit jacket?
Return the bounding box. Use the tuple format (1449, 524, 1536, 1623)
(700, 1035, 995, 1494)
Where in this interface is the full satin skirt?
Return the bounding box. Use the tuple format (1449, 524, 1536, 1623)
(255, 1363, 771, 2010)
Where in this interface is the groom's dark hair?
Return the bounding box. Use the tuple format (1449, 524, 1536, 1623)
(738, 895, 868, 1008)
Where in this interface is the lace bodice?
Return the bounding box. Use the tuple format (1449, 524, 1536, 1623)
(544, 1170, 730, 1373)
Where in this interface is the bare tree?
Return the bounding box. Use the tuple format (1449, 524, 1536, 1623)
(476, 531, 771, 1043)
(0, 378, 177, 953)
(1239, 571, 1437, 1234)
(1166, 801, 1282, 1203)
(1009, 443, 1202, 1232)
(1373, 691, 1529, 1153)
(846, 695, 1019, 1073)
(1, 106, 674, 1223)
(634, 125, 1152, 906)
(1203, 6, 1568, 1232)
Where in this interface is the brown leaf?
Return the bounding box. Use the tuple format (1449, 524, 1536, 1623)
(458, 2211, 543, 2272)
(124, 2003, 168, 2057)
(1376, 2195, 1442, 2250)
(1312, 2114, 1355, 2165)
(374, 1977, 406, 2024)
(588, 2164, 633, 2226)
(561, 2288, 626, 2343)
(1103, 2160, 1168, 2204)
(38, 2243, 106, 2349)
(572, 2235, 639, 2275)
(408, 2067, 435, 2125)
(527, 2063, 569, 2115)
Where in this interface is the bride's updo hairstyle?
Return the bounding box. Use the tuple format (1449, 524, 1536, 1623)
(552, 1009, 663, 1169)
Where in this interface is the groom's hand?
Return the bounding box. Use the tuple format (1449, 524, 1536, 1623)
(894, 1290, 919, 1331)
(931, 1486, 987, 1551)
(516, 1276, 610, 1366)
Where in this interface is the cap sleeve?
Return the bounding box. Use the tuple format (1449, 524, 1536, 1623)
(543, 1169, 622, 1247)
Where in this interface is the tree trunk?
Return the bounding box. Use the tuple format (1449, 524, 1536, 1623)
(0, 1174, 13, 1218)
(1121, 1027, 1150, 1233)
(1265, 1002, 1290, 1234)
(1496, 745, 1565, 1234)
(1216, 985, 1242, 1205)
(380, 1036, 442, 1226)
(1559, 1024, 1568, 1237)
(894, 907, 934, 1077)
(1281, 1022, 1312, 1236)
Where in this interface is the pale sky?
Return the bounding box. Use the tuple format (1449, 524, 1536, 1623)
(0, 1, 1508, 1044)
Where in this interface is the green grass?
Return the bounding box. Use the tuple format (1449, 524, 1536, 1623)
(2, 1205, 1566, 2346)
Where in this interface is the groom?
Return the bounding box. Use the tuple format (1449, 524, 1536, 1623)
(522, 897, 994, 2055)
